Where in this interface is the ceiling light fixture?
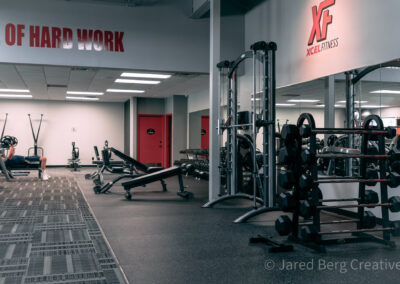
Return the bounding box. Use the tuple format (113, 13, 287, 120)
(66, 96, 99, 101)
(316, 104, 342, 107)
(361, 104, 390, 108)
(0, 89, 30, 93)
(115, 79, 160, 85)
(66, 91, 104, 96)
(0, 94, 32, 98)
(337, 100, 368, 104)
(370, 90, 400, 94)
(287, 99, 320, 103)
(106, 89, 145, 93)
(121, 72, 171, 79)
(276, 103, 296, 106)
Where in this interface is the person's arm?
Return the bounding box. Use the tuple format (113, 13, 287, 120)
(7, 145, 14, 160)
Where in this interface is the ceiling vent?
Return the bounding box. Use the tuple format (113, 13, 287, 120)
(47, 84, 68, 88)
(281, 94, 301, 97)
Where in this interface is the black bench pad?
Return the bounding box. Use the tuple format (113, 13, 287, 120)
(122, 166, 181, 189)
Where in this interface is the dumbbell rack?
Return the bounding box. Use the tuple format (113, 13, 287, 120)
(289, 113, 396, 252)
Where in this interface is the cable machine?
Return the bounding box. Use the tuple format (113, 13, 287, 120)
(28, 114, 44, 157)
(203, 41, 279, 223)
(0, 113, 11, 181)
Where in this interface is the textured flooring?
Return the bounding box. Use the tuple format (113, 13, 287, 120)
(3, 169, 400, 284)
(74, 169, 400, 284)
(0, 175, 126, 284)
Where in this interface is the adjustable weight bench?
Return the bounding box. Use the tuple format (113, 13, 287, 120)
(121, 166, 193, 200)
(94, 147, 166, 194)
(85, 146, 127, 182)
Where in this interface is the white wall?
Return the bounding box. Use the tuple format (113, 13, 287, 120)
(188, 88, 210, 113)
(373, 107, 400, 122)
(0, 100, 124, 165)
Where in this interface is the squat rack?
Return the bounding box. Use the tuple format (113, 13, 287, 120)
(203, 41, 279, 223)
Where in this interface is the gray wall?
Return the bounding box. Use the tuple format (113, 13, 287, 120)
(124, 100, 130, 155)
(137, 98, 165, 115)
(189, 109, 209, 148)
(0, 0, 210, 73)
(172, 95, 188, 162)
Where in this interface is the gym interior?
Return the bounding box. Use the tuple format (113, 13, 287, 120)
(0, 0, 399, 283)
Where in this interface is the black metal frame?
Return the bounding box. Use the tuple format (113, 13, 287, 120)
(203, 41, 279, 224)
(289, 113, 395, 252)
(28, 114, 44, 157)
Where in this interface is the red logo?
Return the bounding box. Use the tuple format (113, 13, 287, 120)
(308, 0, 335, 46)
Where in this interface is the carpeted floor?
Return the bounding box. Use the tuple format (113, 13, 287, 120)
(0, 175, 126, 284)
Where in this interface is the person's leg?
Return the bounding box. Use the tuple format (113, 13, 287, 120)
(39, 157, 47, 171)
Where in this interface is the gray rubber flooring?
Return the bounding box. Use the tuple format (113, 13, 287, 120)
(0, 174, 126, 284)
(73, 169, 400, 284)
(5, 169, 400, 284)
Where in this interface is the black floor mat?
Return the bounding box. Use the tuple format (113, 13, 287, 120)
(0, 176, 126, 284)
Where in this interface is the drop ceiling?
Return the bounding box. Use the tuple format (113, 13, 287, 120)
(0, 63, 208, 102)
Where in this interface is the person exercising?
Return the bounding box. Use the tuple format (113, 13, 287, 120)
(1, 145, 50, 181)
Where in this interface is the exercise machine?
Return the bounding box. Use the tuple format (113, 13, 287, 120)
(67, 142, 81, 171)
(202, 41, 279, 223)
(0, 114, 10, 181)
(93, 147, 158, 194)
(28, 114, 44, 157)
(85, 142, 127, 183)
(121, 166, 193, 200)
(0, 135, 41, 179)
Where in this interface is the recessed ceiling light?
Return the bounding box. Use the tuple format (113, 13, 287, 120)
(361, 104, 390, 108)
(0, 89, 30, 93)
(276, 103, 296, 106)
(121, 72, 171, 79)
(316, 104, 342, 107)
(370, 90, 400, 94)
(287, 99, 320, 103)
(0, 94, 32, 98)
(67, 91, 104, 96)
(337, 100, 368, 104)
(106, 89, 145, 93)
(66, 96, 99, 101)
(251, 98, 261, 101)
(115, 79, 160, 85)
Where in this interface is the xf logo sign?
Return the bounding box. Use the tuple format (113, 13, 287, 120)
(308, 0, 336, 46)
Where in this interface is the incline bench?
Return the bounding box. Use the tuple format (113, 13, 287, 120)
(109, 148, 193, 200)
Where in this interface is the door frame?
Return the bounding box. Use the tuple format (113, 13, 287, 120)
(201, 115, 210, 149)
(137, 114, 172, 168)
(164, 114, 172, 167)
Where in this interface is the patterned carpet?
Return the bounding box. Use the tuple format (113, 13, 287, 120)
(0, 176, 126, 284)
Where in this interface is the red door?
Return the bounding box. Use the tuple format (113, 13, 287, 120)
(138, 115, 165, 166)
(201, 116, 209, 149)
